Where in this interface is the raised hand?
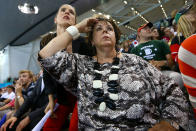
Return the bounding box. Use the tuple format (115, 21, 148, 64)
(15, 80, 23, 94)
(75, 17, 98, 33)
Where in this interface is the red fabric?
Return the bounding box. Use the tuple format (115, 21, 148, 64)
(194, 109, 196, 119)
(69, 103, 78, 131)
(162, 36, 170, 43)
(184, 83, 196, 97)
(170, 43, 180, 62)
(43, 104, 74, 131)
(7, 99, 15, 107)
(181, 35, 196, 55)
(178, 59, 196, 79)
(178, 34, 196, 118)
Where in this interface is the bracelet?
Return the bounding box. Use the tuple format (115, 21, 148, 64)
(169, 121, 179, 130)
(66, 26, 80, 40)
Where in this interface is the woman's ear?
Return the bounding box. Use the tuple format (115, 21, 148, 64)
(54, 18, 57, 24)
(91, 41, 95, 46)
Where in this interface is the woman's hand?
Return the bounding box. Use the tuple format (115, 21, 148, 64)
(44, 94, 55, 114)
(149, 60, 167, 70)
(148, 121, 177, 131)
(15, 80, 23, 94)
(75, 17, 97, 33)
(16, 116, 30, 131)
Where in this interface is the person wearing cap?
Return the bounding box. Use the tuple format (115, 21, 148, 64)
(131, 22, 184, 90)
(132, 22, 173, 70)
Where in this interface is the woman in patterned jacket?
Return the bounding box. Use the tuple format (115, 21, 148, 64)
(38, 14, 189, 130)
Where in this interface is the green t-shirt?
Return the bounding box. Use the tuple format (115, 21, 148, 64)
(131, 40, 170, 61)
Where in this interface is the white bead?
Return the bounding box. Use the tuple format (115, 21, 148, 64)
(109, 93, 119, 100)
(111, 66, 119, 69)
(99, 102, 106, 111)
(109, 74, 118, 81)
(93, 80, 102, 88)
(94, 70, 102, 74)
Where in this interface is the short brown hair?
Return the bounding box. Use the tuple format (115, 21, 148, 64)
(122, 40, 130, 49)
(87, 14, 121, 54)
(19, 70, 34, 79)
(7, 85, 15, 91)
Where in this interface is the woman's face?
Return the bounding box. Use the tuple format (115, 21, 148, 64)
(164, 27, 173, 38)
(123, 41, 129, 47)
(55, 4, 76, 27)
(139, 26, 152, 39)
(92, 21, 116, 48)
(152, 29, 159, 37)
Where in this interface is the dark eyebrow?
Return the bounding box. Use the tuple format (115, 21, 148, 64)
(60, 7, 66, 10)
(69, 9, 75, 14)
(60, 7, 75, 14)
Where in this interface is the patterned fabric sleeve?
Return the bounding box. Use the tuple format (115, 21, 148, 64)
(160, 77, 189, 129)
(142, 58, 189, 129)
(38, 49, 79, 93)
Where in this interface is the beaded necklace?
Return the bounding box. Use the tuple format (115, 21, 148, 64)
(92, 53, 120, 111)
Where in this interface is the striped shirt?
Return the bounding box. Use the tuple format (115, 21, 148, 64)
(178, 34, 196, 117)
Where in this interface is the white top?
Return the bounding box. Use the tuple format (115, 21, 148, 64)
(1, 92, 15, 100)
(1, 92, 8, 98)
(41, 78, 45, 93)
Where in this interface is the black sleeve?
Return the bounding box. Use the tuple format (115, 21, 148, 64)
(171, 35, 185, 46)
(23, 86, 34, 101)
(40, 33, 57, 96)
(43, 69, 56, 95)
(14, 78, 42, 118)
(14, 89, 35, 118)
(28, 104, 47, 121)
